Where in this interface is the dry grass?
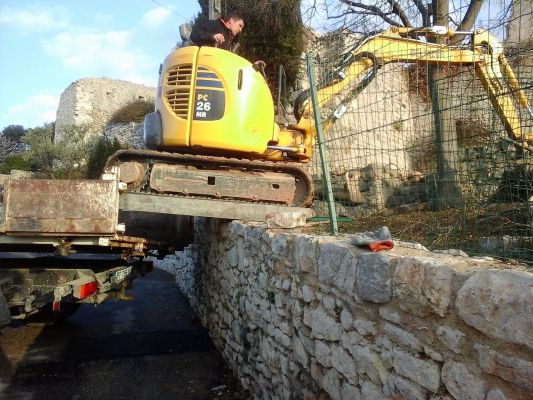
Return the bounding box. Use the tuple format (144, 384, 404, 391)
(307, 202, 532, 256)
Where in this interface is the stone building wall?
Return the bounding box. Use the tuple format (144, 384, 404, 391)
(508, 0, 533, 45)
(54, 78, 155, 142)
(170, 218, 533, 400)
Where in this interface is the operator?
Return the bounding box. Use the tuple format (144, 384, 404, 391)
(190, 12, 244, 52)
(190, 12, 266, 72)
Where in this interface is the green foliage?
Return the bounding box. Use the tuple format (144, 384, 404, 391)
(0, 154, 32, 174)
(1, 124, 25, 142)
(85, 136, 124, 179)
(267, 291, 275, 304)
(23, 122, 96, 179)
(23, 123, 56, 171)
(109, 99, 155, 124)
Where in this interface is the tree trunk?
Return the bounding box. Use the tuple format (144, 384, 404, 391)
(429, 0, 463, 209)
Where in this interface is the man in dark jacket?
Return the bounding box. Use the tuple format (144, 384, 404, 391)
(190, 12, 244, 52)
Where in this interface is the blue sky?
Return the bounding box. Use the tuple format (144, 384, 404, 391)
(0, 0, 200, 130)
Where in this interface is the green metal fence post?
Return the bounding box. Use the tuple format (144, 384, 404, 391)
(306, 52, 339, 235)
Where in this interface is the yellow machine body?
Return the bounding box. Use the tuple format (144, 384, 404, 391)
(156, 46, 279, 155)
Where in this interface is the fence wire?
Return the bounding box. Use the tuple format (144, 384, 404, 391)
(303, 5, 533, 264)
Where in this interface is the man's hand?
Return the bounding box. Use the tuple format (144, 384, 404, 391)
(213, 33, 225, 45)
(253, 60, 266, 69)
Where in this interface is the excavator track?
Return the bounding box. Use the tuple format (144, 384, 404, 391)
(105, 149, 314, 207)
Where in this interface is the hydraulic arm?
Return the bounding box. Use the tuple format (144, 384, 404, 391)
(288, 26, 533, 158)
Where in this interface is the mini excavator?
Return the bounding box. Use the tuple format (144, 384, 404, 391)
(106, 26, 532, 209)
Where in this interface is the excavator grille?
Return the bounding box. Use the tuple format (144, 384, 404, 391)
(166, 64, 193, 85)
(165, 64, 193, 118)
(166, 89, 190, 118)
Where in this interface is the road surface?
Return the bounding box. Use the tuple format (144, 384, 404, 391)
(0, 267, 250, 400)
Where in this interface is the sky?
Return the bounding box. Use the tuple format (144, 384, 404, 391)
(0, 0, 200, 130)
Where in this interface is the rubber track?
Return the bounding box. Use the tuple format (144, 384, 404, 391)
(105, 149, 315, 207)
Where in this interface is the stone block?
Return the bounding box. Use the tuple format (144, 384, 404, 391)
(392, 349, 441, 393)
(227, 245, 239, 267)
(441, 361, 486, 400)
(456, 270, 533, 350)
(436, 326, 466, 354)
(323, 368, 342, 400)
(341, 331, 364, 355)
(311, 359, 324, 387)
(360, 380, 383, 400)
(379, 305, 402, 324)
(356, 253, 394, 303)
(353, 319, 377, 336)
(274, 328, 291, 348)
(318, 241, 358, 292)
(383, 322, 422, 351)
(386, 373, 428, 400)
(393, 256, 454, 317)
(353, 345, 389, 385)
(475, 344, 533, 391)
(266, 231, 289, 256)
(341, 382, 362, 400)
(266, 211, 308, 229)
(323, 294, 336, 311)
(315, 340, 332, 368)
(423, 345, 444, 362)
(311, 306, 342, 341)
(294, 235, 319, 274)
(340, 309, 353, 331)
(331, 344, 358, 381)
(293, 335, 310, 367)
(485, 388, 508, 400)
(302, 285, 315, 303)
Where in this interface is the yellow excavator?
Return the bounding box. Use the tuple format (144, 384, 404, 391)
(106, 26, 532, 208)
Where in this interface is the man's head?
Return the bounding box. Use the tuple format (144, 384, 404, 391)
(224, 12, 244, 37)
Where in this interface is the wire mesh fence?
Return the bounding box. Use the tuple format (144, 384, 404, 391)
(303, 3, 533, 264)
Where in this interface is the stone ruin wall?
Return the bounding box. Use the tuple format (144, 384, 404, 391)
(164, 218, 533, 400)
(54, 78, 155, 143)
(508, 0, 533, 45)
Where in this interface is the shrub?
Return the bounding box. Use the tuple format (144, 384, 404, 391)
(109, 99, 155, 124)
(85, 137, 124, 179)
(0, 154, 32, 174)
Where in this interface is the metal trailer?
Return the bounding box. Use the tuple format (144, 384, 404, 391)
(0, 169, 151, 326)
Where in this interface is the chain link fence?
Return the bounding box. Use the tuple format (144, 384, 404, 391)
(303, 4, 533, 264)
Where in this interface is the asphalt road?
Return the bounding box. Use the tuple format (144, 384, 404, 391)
(0, 267, 250, 400)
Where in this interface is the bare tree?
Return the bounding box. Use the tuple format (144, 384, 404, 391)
(0, 135, 17, 163)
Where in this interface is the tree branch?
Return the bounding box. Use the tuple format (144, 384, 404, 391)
(457, 0, 484, 31)
(450, 0, 484, 44)
(337, 0, 402, 26)
(411, 0, 428, 15)
(385, 0, 413, 27)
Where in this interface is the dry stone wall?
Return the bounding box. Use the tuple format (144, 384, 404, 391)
(171, 218, 533, 400)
